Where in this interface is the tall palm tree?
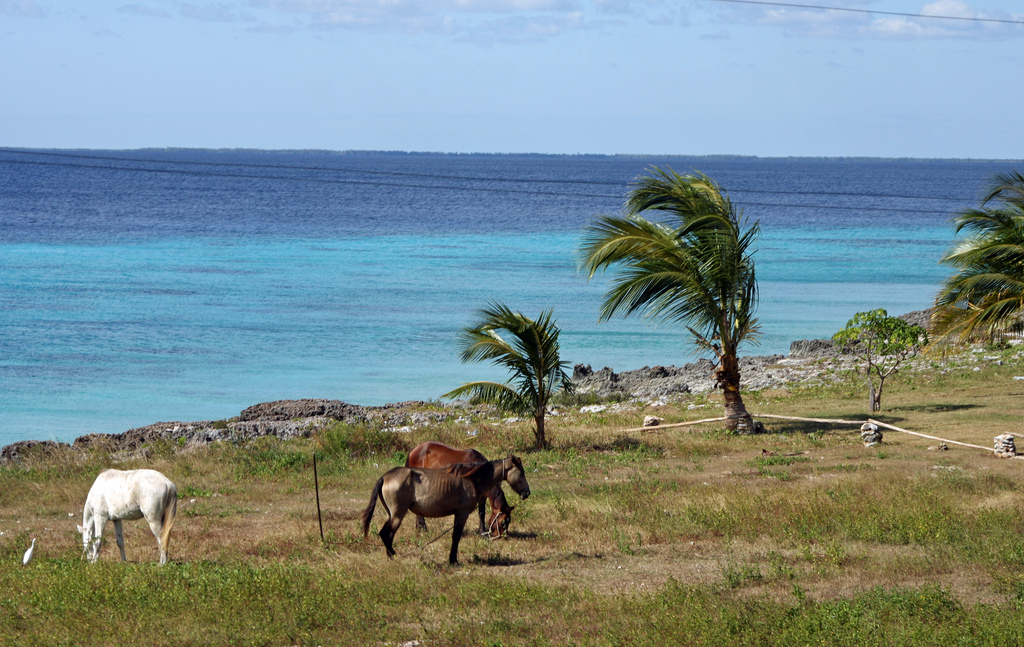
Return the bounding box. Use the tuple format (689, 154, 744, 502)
(443, 302, 573, 449)
(579, 168, 761, 432)
(932, 170, 1024, 347)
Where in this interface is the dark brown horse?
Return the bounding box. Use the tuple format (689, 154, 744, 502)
(406, 441, 519, 537)
(361, 456, 530, 565)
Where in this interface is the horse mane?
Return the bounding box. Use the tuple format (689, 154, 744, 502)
(447, 461, 486, 477)
(489, 485, 512, 512)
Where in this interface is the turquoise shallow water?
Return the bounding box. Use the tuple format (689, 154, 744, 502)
(2, 230, 942, 445)
(0, 150, 1014, 445)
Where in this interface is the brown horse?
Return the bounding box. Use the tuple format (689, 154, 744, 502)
(406, 441, 519, 537)
(361, 456, 530, 565)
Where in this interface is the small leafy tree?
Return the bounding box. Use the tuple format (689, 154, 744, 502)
(443, 302, 573, 449)
(832, 309, 927, 412)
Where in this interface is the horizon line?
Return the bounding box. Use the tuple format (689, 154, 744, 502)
(3, 146, 1023, 164)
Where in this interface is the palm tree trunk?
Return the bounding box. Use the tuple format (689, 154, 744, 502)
(534, 412, 547, 450)
(716, 353, 754, 433)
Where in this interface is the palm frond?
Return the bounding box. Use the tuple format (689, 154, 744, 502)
(933, 170, 1024, 346)
(441, 381, 529, 414)
(446, 301, 572, 421)
(579, 166, 760, 358)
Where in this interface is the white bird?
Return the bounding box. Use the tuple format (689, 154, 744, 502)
(22, 538, 35, 566)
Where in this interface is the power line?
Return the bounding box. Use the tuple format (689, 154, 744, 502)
(709, 0, 1024, 26)
(0, 148, 972, 204)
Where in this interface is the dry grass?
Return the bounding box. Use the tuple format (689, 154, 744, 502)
(2, 346, 1024, 644)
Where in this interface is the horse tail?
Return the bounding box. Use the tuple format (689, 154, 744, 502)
(160, 482, 178, 557)
(361, 476, 384, 538)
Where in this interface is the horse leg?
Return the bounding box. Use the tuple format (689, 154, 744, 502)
(379, 513, 404, 558)
(477, 499, 487, 535)
(449, 510, 471, 566)
(114, 519, 127, 561)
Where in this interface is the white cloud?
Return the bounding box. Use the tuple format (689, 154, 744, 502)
(252, 0, 649, 37)
(735, 0, 1024, 40)
(452, 0, 580, 13)
(118, 4, 172, 17)
(864, 0, 1023, 39)
(1, 0, 45, 17)
(179, 2, 256, 21)
(455, 10, 624, 42)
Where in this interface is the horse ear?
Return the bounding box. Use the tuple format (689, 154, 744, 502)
(509, 505, 516, 511)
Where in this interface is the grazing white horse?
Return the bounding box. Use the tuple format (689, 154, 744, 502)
(77, 469, 178, 565)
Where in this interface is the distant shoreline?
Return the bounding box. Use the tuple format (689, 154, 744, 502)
(4, 146, 1023, 164)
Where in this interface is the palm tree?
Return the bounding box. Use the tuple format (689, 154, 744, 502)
(443, 302, 573, 449)
(932, 171, 1024, 347)
(579, 168, 761, 432)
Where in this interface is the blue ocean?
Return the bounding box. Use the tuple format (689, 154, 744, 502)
(1, 149, 1018, 446)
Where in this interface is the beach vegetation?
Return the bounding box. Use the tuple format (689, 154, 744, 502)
(314, 420, 411, 459)
(579, 168, 761, 432)
(832, 309, 928, 412)
(442, 301, 573, 449)
(932, 170, 1024, 348)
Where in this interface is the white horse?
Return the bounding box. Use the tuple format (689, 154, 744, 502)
(78, 469, 178, 565)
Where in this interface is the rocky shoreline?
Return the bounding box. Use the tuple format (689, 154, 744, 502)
(0, 339, 855, 465)
(0, 311, 934, 464)
(0, 399, 471, 465)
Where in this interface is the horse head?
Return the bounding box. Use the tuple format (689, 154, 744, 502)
(504, 455, 531, 500)
(486, 503, 515, 538)
(76, 522, 100, 562)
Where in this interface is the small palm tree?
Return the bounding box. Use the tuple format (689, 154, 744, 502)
(443, 302, 573, 449)
(932, 170, 1024, 347)
(579, 168, 760, 432)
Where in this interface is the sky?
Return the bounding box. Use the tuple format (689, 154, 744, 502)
(1, 0, 1022, 157)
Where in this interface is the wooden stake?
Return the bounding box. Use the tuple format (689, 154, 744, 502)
(314, 452, 324, 543)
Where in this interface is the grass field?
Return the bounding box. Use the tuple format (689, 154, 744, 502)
(3, 346, 1024, 645)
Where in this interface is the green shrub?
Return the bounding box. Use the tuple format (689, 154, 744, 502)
(233, 437, 308, 478)
(314, 421, 410, 459)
